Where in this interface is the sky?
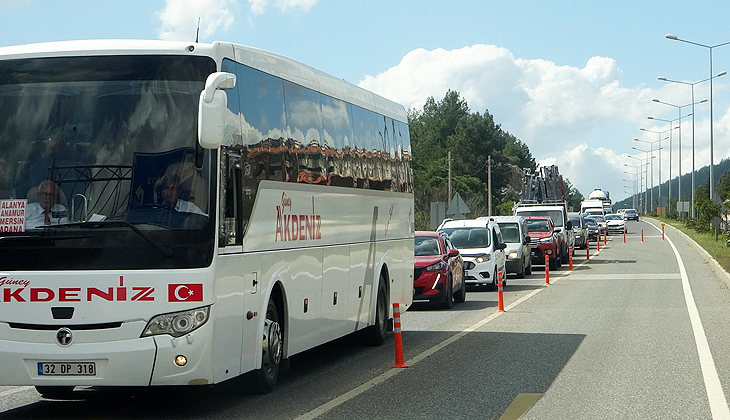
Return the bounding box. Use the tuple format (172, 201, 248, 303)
(2, 0, 730, 203)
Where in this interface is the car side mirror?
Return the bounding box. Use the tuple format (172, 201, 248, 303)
(198, 72, 237, 149)
(553, 228, 561, 233)
(523, 236, 530, 245)
(497, 242, 507, 250)
(447, 249, 459, 257)
(566, 221, 573, 230)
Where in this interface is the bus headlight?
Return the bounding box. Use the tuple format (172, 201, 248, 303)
(142, 306, 210, 338)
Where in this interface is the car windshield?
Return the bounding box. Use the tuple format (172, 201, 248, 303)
(414, 236, 441, 256)
(568, 217, 581, 227)
(441, 227, 490, 249)
(584, 218, 598, 226)
(626, 210, 637, 214)
(515, 209, 563, 227)
(525, 219, 551, 233)
(496, 222, 521, 243)
(592, 216, 606, 223)
(605, 214, 622, 220)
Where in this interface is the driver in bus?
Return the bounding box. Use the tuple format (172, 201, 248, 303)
(25, 180, 69, 229)
(159, 174, 207, 216)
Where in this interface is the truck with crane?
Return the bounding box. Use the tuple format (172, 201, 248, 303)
(513, 166, 575, 265)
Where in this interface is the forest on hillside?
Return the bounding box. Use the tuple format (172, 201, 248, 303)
(409, 91, 583, 229)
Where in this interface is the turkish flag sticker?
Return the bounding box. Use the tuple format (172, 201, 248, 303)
(168, 284, 203, 302)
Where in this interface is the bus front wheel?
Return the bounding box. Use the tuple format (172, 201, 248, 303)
(253, 299, 283, 393)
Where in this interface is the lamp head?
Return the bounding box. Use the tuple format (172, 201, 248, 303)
(658, 77, 667, 81)
(647, 116, 654, 120)
(666, 34, 678, 40)
(718, 71, 727, 77)
(652, 98, 660, 102)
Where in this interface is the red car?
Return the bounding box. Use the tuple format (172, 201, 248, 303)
(524, 216, 562, 271)
(414, 231, 466, 308)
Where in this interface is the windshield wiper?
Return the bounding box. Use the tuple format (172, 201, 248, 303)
(39, 220, 174, 257)
(0, 234, 96, 244)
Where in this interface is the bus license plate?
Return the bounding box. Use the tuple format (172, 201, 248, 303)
(38, 362, 96, 376)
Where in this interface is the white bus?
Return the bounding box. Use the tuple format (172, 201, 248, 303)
(0, 40, 414, 397)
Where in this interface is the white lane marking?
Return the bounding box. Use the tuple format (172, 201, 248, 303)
(568, 273, 681, 280)
(294, 262, 584, 420)
(648, 221, 730, 419)
(0, 386, 33, 398)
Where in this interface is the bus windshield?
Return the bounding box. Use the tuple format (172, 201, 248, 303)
(0, 55, 218, 270)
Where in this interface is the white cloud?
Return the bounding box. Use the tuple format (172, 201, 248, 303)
(248, 0, 319, 14)
(359, 44, 730, 203)
(155, 0, 236, 41)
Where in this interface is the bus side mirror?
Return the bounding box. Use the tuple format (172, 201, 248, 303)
(198, 72, 237, 149)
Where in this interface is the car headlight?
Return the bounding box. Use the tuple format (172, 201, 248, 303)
(142, 306, 210, 338)
(508, 250, 518, 259)
(539, 237, 554, 244)
(475, 254, 490, 263)
(425, 261, 445, 272)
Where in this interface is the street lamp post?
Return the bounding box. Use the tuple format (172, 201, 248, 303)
(657, 75, 719, 217)
(635, 135, 666, 211)
(647, 115, 690, 206)
(623, 173, 638, 209)
(652, 96, 710, 206)
(666, 34, 730, 203)
(631, 148, 654, 211)
(627, 156, 646, 213)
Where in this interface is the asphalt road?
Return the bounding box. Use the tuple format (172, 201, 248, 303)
(2, 218, 730, 419)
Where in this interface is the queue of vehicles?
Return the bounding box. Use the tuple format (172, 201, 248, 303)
(413, 200, 643, 309)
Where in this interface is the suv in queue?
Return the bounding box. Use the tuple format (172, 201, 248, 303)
(487, 216, 532, 278)
(438, 218, 507, 291)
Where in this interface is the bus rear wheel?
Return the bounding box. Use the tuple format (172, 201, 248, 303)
(364, 274, 388, 346)
(253, 299, 283, 394)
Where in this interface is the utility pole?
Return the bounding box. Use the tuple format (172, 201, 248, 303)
(488, 155, 492, 216)
(448, 151, 452, 204)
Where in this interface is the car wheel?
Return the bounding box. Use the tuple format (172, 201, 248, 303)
(526, 260, 533, 275)
(556, 251, 562, 268)
(487, 270, 497, 291)
(517, 258, 526, 278)
(440, 275, 454, 309)
(549, 257, 557, 271)
(453, 277, 466, 303)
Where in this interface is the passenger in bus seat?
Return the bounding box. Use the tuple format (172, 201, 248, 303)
(159, 174, 207, 216)
(25, 180, 69, 229)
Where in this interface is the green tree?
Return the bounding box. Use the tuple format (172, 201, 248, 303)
(562, 177, 584, 212)
(409, 90, 534, 225)
(716, 170, 730, 201)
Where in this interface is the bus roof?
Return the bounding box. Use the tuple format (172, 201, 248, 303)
(0, 39, 407, 123)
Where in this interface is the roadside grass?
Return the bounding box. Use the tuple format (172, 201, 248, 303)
(653, 216, 730, 272)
